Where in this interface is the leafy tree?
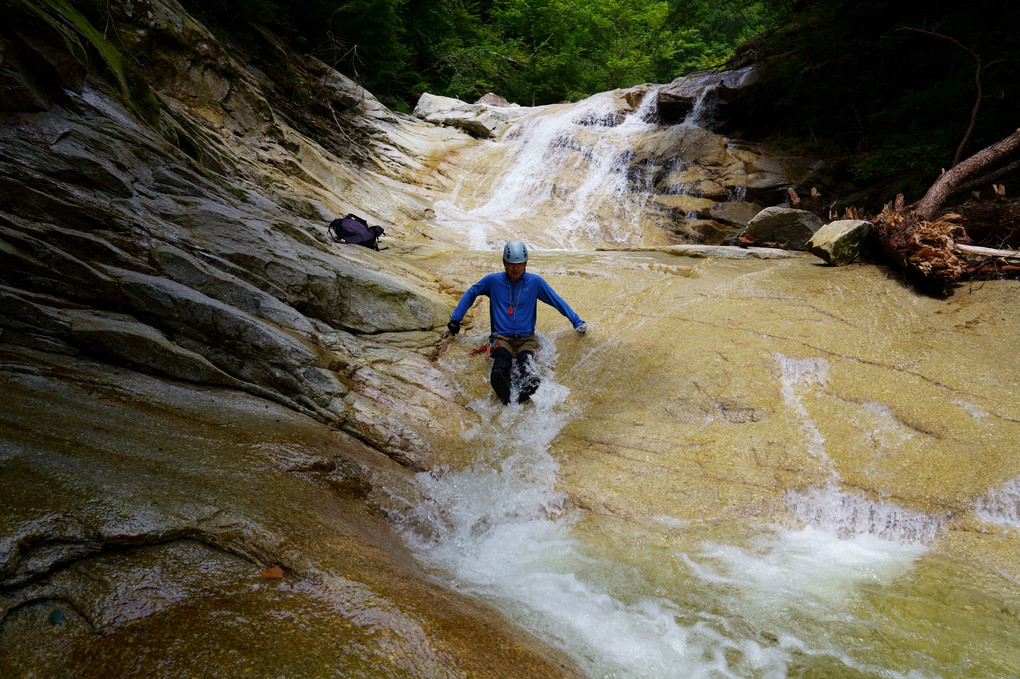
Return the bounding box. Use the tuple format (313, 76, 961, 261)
(178, 0, 790, 107)
(491, 0, 682, 104)
(400, 0, 502, 102)
(662, 0, 788, 73)
(491, 0, 588, 104)
(586, 0, 674, 91)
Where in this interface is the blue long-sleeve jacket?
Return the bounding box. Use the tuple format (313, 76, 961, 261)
(451, 272, 583, 337)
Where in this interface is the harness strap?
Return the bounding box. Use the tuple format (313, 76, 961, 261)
(469, 343, 493, 360)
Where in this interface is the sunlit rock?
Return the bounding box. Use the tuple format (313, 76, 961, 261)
(475, 92, 512, 106)
(657, 65, 758, 124)
(807, 219, 875, 265)
(413, 92, 532, 139)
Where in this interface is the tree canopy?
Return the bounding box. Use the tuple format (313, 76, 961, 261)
(192, 0, 788, 109)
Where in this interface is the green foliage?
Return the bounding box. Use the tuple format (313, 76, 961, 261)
(850, 137, 946, 184)
(661, 0, 789, 74)
(185, 0, 784, 107)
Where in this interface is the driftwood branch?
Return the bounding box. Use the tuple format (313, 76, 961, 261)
(956, 243, 1020, 258)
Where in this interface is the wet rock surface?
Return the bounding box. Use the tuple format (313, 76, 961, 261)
(0, 1, 582, 675)
(421, 248, 1020, 587)
(0, 347, 582, 678)
(2, 0, 1018, 675)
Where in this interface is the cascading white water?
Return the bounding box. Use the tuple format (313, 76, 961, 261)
(433, 88, 684, 251)
(391, 332, 1000, 677)
(976, 476, 1020, 529)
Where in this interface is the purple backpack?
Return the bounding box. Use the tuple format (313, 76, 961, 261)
(328, 214, 385, 250)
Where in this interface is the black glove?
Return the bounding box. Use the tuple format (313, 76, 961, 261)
(447, 319, 461, 336)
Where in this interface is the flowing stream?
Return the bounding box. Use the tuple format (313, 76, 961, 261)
(394, 81, 1020, 678)
(397, 340, 1016, 677)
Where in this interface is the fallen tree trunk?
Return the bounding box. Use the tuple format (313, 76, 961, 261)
(872, 129, 1020, 286)
(916, 128, 1020, 220)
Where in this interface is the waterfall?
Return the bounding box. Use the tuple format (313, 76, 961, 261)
(435, 92, 663, 250)
(433, 81, 740, 251)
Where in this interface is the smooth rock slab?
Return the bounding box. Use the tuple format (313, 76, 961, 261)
(0, 348, 585, 679)
(413, 92, 532, 139)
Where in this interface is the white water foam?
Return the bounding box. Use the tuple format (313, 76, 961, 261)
(976, 476, 1020, 530)
(682, 486, 939, 678)
(390, 340, 949, 678)
(690, 524, 927, 611)
(775, 354, 833, 471)
(685, 522, 932, 679)
(397, 336, 788, 677)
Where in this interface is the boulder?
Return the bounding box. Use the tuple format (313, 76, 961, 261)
(745, 206, 823, 250)
(807, 219, 874, 265)
(705, 201, 761, 227)
(475, 92, 511, 107)
(413, 92, 530, 139)
(413, 92, 467, 119)
(657, 66, 757, 124)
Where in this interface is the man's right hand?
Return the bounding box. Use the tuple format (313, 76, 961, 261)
(447, 319, 461, 336)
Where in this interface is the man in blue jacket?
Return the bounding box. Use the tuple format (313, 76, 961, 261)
(447, 240, 587, 405)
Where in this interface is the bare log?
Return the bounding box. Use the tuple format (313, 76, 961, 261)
(949, 159, 1020, 199)
(956, 243, 1020, 258)
(915, 128, 1020, 220)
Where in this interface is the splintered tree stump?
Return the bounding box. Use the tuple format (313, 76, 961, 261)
(870, 128, 1020, 285)
(873, 197, 969, 282)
